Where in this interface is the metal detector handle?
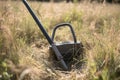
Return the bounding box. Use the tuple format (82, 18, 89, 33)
(52, 23, 77, 43)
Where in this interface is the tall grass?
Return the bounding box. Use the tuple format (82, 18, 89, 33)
(0, 1, 120, 80)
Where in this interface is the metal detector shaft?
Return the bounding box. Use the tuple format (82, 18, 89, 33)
(22, 0, 68, 70)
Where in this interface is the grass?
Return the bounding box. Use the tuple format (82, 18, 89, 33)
(0, 1, 120, 80)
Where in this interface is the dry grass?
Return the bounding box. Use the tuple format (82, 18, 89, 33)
(0, 1, 120, 80)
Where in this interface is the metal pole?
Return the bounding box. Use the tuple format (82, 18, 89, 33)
(22, 0, 68, 70)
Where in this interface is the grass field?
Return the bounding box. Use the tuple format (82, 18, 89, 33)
(0, 1, 120, 80)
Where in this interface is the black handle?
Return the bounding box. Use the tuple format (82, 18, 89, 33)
(52, 23, 77, 43)
(22, 0, 69, 70)
(22, 0, 53, 45)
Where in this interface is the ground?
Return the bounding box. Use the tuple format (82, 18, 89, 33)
(0, 1, 120, 80)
